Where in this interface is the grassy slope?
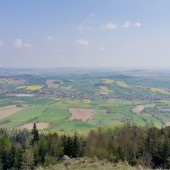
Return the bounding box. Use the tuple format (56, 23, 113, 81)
(36, 158, 148, 170)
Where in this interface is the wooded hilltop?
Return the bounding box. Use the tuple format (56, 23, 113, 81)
(0, 123, 170, 169)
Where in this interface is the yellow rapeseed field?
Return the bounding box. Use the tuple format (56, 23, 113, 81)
(150, 87, 170, 94)
(99, 86, 110, 92)
(17, 86, 42, 91)
(99, 86, 108, 90)
(116, 81, 129, 88)
(102, 79, 114, 84)
(161, 100, 170, 104)
(82, 99, 91, 104)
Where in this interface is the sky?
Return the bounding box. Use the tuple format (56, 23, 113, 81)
(0, 0, 170, 68)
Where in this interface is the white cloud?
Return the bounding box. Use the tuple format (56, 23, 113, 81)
(134, 22, 142, 27)
(78, 12, 95, 31)
(103, 22, 117, 30)
(14, 39, 22, 48)
(77, 39, 89, 46)
(78, 25, 93, 31)
(47, 35, 55, 42)
(0, 40, 4, 47)
(82, 12, 95, 24)
(123, 21, 132, 28)
(123, 21, 142, 28)
(14, 38, 33, 48)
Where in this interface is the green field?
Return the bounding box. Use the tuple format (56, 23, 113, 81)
(0, 97, 168, 131)
(1, 69, 170, 132)
(51, 120, 94, 131)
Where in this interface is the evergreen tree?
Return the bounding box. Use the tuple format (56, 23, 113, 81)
(38, 138, 48, 163)
(0, 134, 13, 170)
(48, 133, 64, 159)
(44, 154, 56, 166)
(13, 146, 23, 170)
(21, 149, 34, 170)
(62, 136, 74, 157)
(32, 144, 40, 166)
(72, 133, 80, 157)
(31, 123, 39, 146)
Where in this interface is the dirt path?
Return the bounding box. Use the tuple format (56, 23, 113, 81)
(68, 108, 96, 122)
(132, 104, 155, 115)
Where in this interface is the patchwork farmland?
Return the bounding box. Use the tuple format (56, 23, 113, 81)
(1, 68, 170, 132)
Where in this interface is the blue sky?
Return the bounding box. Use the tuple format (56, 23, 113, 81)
(0, 0, 170, 68)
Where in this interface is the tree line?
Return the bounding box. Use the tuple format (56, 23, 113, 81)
(0, 123, 170, 169)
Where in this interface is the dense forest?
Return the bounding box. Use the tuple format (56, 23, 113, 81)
(0, 123, 170, 169)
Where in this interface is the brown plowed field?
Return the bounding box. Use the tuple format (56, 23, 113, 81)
(0, 79, 27, 85)
(21, 123, 50, 130)
(46, 80, 63, 88)
(9, 79, 27, 85)
(68, 108, 95, 122)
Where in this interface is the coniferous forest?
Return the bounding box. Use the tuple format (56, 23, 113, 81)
(0, 123, 170, 169)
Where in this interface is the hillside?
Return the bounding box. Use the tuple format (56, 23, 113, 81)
(0, 124, 169, 169)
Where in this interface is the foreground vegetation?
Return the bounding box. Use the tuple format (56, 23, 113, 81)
(0, 124, 170, 169)
(36, 158, 140, 170)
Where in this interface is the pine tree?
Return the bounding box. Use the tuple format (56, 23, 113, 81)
(48, 133, 63, 159)
(11, 144, 23, 169)
(72, 133, 80, 157)
(0, 134, 13, 170)
(21, 149, 34, 170)
(62, 136, 74, 157)
(30, 123, 39, 146)
(44, 154, 56, 166)
(38, 138, 48, 163)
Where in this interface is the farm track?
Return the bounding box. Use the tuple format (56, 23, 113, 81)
(132, 104, 155, 115)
